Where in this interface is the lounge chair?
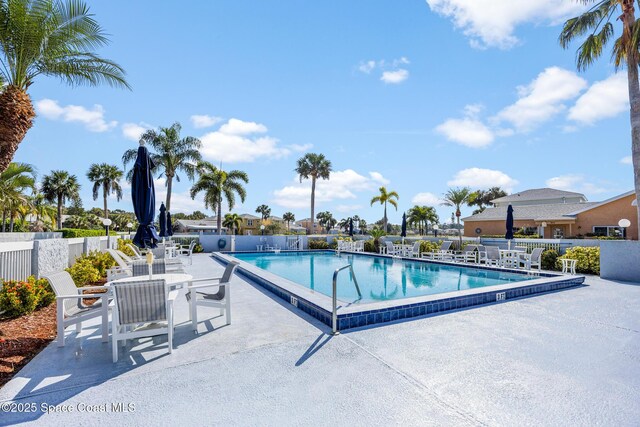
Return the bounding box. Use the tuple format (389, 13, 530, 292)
(518, 247, 544, 270)
(421, 241, 453, 260)
(454, 245, 478, 263)
(126, 243, 144, 260)
(111, 279, 177, 362)
(43, 271, 110, 347)
(478, 246, 500, 266)
(355, 240, 365, 252)
(406, 241, 422, 258)
(186, 261, 239, 332)
(385, 241, 402, 256)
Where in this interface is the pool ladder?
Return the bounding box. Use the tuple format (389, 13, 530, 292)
(332, 264, 362, 335)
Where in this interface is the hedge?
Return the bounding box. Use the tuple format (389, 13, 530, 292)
(59, 228, 118, 238)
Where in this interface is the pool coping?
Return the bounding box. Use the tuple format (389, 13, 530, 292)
(213, 250, 585, 331)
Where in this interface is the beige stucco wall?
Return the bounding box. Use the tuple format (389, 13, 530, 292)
(575, 194, 638, 240)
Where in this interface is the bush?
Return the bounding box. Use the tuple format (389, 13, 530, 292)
(193, 243, 204, 253)
(66, 258, 101, 286)
(308, 239, 329, 250)
(118, 239, 136, 257)
(558, 247, 600, 275)
(0, 276, 54, 318)
(87, 251, 116, 277)
(59, 228, 118, 238)
(364, 240, 376, 253)
(419, 240, 441, 255)
(541, 249, 560, 271)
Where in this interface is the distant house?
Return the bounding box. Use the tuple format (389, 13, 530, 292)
(174, 218, 227, 234)
(462, 188, 638, 240)
(295, 218, 323, 234)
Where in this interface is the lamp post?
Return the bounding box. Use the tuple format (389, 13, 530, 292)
(618, 218, 631, 239)
(102, 218, 113, 248)
(260, 224, 265, 236)
(126, 222, 133, 235)
(433, 224, 439, 238)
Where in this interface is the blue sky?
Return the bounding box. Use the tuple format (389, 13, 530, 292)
(14, 0, 635, 226)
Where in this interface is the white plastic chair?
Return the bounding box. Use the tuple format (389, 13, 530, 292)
(186, 261, 238, 332)
(43, 271, 110, 347)
(406, 241, 422, 258)
(422, 241, 454, 260)
(519, 247, 544, 270)
(111, 279, 177, 362)
(178, 241, 196, 265)
(385, 241, 401, 256)
(454, 245, 478, 263)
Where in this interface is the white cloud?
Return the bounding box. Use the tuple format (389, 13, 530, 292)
(121, 122, 152, 141)
(411, 192, 443, 206)
(426, 0, 584, 49)
(190, 114, 223, 129)
(35, 99, 117, 132)
(272, 169, 389, 209)
(436, 117, 494, 148)
(358, 60, 377, 74)
(219, 118, 267, 135)
(200, 118, 293, 163)
(381, 69, 409, 84)
(494, 67, 587, 132)
(568, 73, 628, 125)
(336, 204, 363, 213)
(545, 174, 608, 194)
(448, 168, 519, 192)
(621, 156, 632, 165)
(369, 171, 390, 185)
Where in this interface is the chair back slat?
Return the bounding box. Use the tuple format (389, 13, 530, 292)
(221, 261, 239, 283)
(131, 260, 166, 276)
(43, 271, 80, 314)
(113, 279, 166, 324)
(530, 247, 544, 262)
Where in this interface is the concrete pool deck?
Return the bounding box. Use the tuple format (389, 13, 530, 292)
(1, 254, 638, 426)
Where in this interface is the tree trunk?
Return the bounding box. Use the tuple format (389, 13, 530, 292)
(456, 208, 462, 247)
(1, 209, 5, 232)
(217, 202, 223, 235)
(9, 211, 14, 232)
(383, 202, 387, 233)
(622, 0, 640, 238)
(165, 175, 173, 211)
(103, 189, 108, 219)
(0, 86, 36, 173)
(57, 195, 63, 230)
(310, 176, 316, 234)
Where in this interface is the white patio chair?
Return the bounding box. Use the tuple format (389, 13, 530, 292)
(519, 247, 544, 271)
(178, 241, 196, 265)
(478, 246, 501, 266)
(106, 248, 132, 280)
(355, 240, 365, 252)
(186, 261, 239, 332)
(385, 241, 402, 256)
(421, 241, 453, 260)
(131, 259, 166, 276)
(43, 271, 110, 347)
(406, 241, 422, 258)
(111, 279, 177, 362)
(454, 245, 478, 263)
(126, 243, 144, 259)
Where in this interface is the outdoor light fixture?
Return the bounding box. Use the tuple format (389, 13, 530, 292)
(433, 224, 439, 238)
(260, 224, 265, 236)
(102, 218, 113, 247)
(619, 218, 631, 239)
(126, 222, 133, 234)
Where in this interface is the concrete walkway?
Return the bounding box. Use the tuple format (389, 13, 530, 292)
(1, 254, 638, 426)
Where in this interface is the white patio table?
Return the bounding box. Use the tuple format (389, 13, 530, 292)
(499, 249, 525, 268)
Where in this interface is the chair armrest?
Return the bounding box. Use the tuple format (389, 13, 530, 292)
(56, 293, 109, 300)
(80, 285, 111, 292)
(167, 290, 179, 302)
(188, 281, 226, 291)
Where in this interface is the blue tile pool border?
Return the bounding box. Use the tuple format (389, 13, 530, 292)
(213, 251, 585, 332)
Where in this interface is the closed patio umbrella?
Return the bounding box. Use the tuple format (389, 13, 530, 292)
(166, 211, 173, 237)
(505, 204, 514, 249)
(401, 212, 407, 244)
(349, 217, 354, 237)
(159, 203, 167, 239)
(131, 142, 159, 249)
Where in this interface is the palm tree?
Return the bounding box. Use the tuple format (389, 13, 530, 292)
(295, 153, 332, 234)
(86, 163, 123, 219)
(407, 205, 439, 235)
(370, 186, 399, 233)
(358, 218, 367, 234)
(123, 122, 201, 211)
(442, 187, 472, 247)
(223, 213, 243, 235)
(30, 191, 56, 231)
(338, 217, 351, 234)
(255, 204, 271, 221)
(0, 0, 129, 172)
(41, 170, 80, 229)
(0, 162, 35, 231)
(316, 211, 336, 233)
(560, 1, 640, 234)
(283, 212, 295, 232)
(190, 162, 248, 235)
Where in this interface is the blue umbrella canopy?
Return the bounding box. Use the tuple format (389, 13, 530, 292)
(349, 217, 354, 237)
(505, 204, 514, 240)
(401, 212, 407, 238)
(158, 202, 167, 238)
(131, 144, 159, 248)
(166, 211, 173, 236)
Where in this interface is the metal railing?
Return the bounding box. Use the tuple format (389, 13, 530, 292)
(332, 264, 362, 334)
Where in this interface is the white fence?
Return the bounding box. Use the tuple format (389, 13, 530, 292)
(0, 241, 33, 281)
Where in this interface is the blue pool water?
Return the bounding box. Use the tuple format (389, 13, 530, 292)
(232, 251, 537, 303)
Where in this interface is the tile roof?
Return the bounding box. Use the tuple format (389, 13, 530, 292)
(491, 188, 586, 204)
(462, 202, 598, 222)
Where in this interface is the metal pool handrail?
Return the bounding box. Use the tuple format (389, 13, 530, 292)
(332, 264, 362, 334)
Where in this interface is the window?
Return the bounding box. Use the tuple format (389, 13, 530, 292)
(593, 226, 624, 237)
(247, 220, 253, 226)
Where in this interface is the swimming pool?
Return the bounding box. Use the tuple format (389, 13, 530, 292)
(232, 251, 536, 303)
(216, 250, 584, 332)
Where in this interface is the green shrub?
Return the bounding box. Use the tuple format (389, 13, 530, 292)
(541, 249, 560, 271)
(557, 247, 600, 275)
(118, 239, 136, 257)
(87, 251, 116, 277)
(59, 228, 117, 238)
(419, 240, 441, 254)
(0, 276, 54, 318)
(193, 243, 204, 253)
(364, 240, 376, 253)
(308, 239, 330, 250)
(66, 258, 101, 286)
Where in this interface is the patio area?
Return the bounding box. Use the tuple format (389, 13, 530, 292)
(1, 254, 638, 426)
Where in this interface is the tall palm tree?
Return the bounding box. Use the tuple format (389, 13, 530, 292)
(41, 170, 80, 229)
(442, 187, 471, 247)
(223, 213, 243, 235)
(0, 162, 35, 231)
(316, 211, 336, 233)
(30, 191, 56, 231)
(86, 163, 123, 219)
(407, 205, 439, 235)
(255, 204, 271, 221)
(370, 186, 399, 233)
(295, 153, 332, 234)
(560, 0, 640, 233)
(0, 0, 129, 172)
(282, 212, 295, 233)
(190, 161, 248, 235)
(123, 122, 201, 211)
